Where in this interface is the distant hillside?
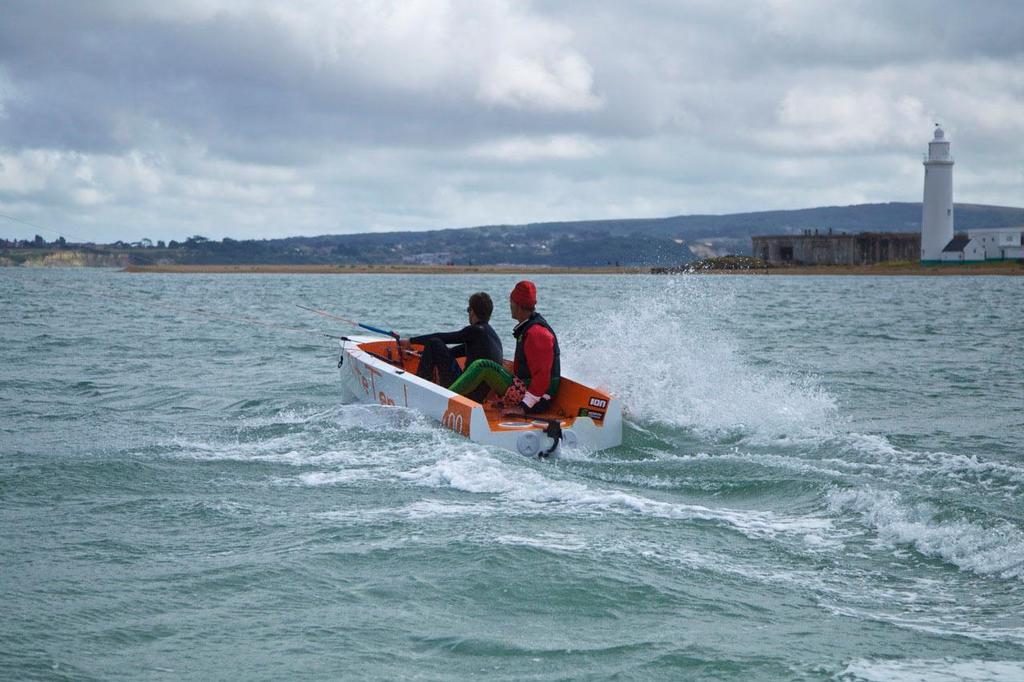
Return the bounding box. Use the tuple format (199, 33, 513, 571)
(263, 202, 1024, 265)
(4, 202, 1023, 267)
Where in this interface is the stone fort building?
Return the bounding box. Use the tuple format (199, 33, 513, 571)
(751, 231, 918, 266)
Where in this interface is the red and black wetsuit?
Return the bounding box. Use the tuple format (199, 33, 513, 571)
(512, 312, 560, 413)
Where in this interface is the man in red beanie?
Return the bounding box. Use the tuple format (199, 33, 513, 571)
(448, 279, 560, 415)
(507, 280, 560, 413)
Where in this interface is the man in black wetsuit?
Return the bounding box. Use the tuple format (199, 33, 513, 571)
(402, 292, 503, 402)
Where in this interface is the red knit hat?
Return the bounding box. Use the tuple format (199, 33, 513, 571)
(510, 280, 537, 308)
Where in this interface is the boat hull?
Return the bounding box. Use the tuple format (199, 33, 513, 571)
(337, 336, 621, 456)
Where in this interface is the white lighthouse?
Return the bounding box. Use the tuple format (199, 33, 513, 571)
(921, 124, 954, 263)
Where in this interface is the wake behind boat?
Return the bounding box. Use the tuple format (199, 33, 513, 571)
(338, 335, 622, 457)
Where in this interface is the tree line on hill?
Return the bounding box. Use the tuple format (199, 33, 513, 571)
(3, 202, 1023, 267)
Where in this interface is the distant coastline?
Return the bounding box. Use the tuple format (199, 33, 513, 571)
(6, 202, 1024, 272)
(121, 263, 637, 275)
(120, 262, 1024, 276)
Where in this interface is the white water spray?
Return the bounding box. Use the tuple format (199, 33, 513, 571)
(562, 276, 837, 443)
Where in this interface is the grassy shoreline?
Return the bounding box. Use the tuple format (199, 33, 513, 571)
(120, 262, 1024, 276)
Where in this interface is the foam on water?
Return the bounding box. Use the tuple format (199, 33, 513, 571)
(843, 433, 1024, 490)
(656, 448, 857, 479)
(840, 659, 1024, 682)
(829, 487, 1024, 580)
(313, 498, 507, 524)
(296, 470, 378, 486)
(398, 449, 832, 539)
(826, 603, 1024, 647)
(493, 533, 589, 553)
(561, 276, 838, 444)
(238, 408, 325, 427)
(168, 403, 444, 467)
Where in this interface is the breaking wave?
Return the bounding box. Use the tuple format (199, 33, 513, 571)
(829, 487, 1024, 581)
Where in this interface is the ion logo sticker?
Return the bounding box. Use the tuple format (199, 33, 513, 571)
(588, 397, 608, 409)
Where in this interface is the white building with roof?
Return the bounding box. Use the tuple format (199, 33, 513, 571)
(939, 226, 1024, 263)
(966, 227, 1024, 260)
(940, 235, 984, 262)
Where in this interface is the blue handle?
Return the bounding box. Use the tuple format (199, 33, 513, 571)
(358, 322, 394, 337)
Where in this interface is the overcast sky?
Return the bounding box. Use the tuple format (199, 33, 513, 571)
(1, 0, 1023, 242)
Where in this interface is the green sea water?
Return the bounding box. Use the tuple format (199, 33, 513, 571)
(2, 268, 1023, 681)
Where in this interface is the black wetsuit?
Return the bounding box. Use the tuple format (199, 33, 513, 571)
(410, 322, 503, 401)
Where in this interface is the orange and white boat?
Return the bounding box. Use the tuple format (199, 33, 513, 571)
(338, 336, 622, 457)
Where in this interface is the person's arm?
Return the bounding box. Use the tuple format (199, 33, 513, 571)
(409, 326, 474, 346)
(520, 325, 554, 407)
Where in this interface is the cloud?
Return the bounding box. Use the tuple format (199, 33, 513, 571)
(478, 53, 602, 112)
(468, 135, 603, 162)
(769, 88, 930, 153)
(0, 1, 604, 154)
(0, 151, 51, 194)
(0, 1, 1022, 242)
